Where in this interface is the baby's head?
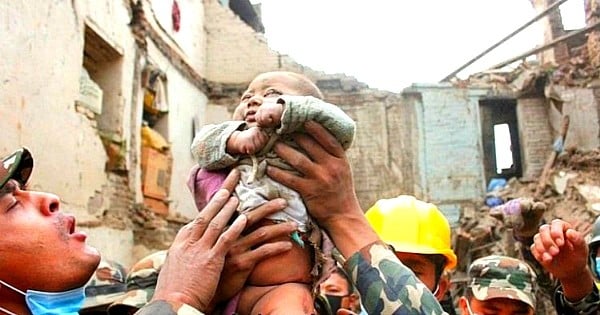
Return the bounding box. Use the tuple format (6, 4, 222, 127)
(233, 71, 323, 123)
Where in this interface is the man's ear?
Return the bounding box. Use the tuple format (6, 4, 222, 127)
(458, 296, 469, 314)
(435, 275, 450, 300)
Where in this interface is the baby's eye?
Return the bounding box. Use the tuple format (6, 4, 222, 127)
(264, 89, 282, 97)
(241, 94, 252, 101)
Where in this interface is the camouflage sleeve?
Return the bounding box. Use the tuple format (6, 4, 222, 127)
(277, 95, 356, 150)
(344, 241, 448, 315)
(135, 300, 204, 315)
(554, 283, 600, 315)
(191, 121, 246, 170)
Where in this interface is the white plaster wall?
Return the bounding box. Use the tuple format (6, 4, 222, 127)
(549, 87, 600, 150)
(147, 0, 207, 76)
(82, 0, 138, 158)
(0, 1, 137, 263)
(205, 104, 233, 124)
(146, 42, 209, 220)
(0, 1, 107, 213)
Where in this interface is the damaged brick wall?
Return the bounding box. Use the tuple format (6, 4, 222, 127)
(203, 0, 279, 83)
(517, 98, 554, 180)
(323, 87, 408, 210)
(586, 0, 600, 67)
(531, 0, 570, 64)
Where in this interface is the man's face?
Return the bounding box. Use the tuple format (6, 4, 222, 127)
(0, 180, 100, 292)
(459, 296, 534, 315)
(319, 272, 350, 296)
(395, 252, 439, 293)
(319, 271, 360, 313)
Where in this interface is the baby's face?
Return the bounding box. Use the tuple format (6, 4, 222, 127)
(235, 72, 303, 126)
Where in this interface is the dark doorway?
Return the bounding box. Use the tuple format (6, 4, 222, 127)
(479, 99, 522, 184)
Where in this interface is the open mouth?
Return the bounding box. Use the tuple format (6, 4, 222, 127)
(246, 110, 257, 122)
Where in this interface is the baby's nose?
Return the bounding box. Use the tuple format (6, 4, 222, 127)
(248, 95, 263, 107)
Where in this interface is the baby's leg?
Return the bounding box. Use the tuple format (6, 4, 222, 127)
(238, 283, 315, 315)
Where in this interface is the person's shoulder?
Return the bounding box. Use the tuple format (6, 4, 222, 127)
(80, 258, 128, 314)
(108, 250, 168, 312)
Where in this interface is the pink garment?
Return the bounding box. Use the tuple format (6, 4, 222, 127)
(186, 166, 240, 314)
(222, 292, 241, 315)
(186, 165, 228, 211)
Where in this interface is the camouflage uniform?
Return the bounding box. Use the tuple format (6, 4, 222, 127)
(113, 242, 448, 315)
(467, 255, 537, 309)
(80, 259, 128, 313)
(553, 284, 600, 314)
(345, 241, 447, 315)
(108, 251, 166, 314)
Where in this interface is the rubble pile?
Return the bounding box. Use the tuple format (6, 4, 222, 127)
(452, 148, 600, 314)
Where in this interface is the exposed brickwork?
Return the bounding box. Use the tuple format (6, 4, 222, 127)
(586, 0, 600, 67)
(517, 98, 553, 180)
(328, 90, 407, 210)
(203, 0, 280, 83)
(83, 173, 134, 230)
(531, 0, 570, 64)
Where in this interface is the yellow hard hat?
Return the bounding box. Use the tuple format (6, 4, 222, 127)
(365, 195, 457, 270)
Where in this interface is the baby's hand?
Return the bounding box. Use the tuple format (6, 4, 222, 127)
(256, 99, 283, 128)
(227, 127, 269, 155)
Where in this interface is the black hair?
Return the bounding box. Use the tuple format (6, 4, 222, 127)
(331, 266, 355, 295)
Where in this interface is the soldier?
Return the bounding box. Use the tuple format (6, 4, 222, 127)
(531, 218, 600, 314)
(119, 122, 452, 315)
(107, 251, 166, 314)
(316, 265, 361, 315)
(587, 216, 600, 282)
(364, 195, 458, 314)
(80, 259, 128, 315)
(0, 147, 271, 315)
(0, 120, 450, 315)
(459, 255, 537, 315)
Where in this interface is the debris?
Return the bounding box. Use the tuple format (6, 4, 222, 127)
(454, 148, 600, 315)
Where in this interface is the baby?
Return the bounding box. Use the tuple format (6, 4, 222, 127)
(191, 71, 355, 314)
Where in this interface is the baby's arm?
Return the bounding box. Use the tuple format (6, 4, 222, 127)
(227, 127, 269, 155)
(191, 121, 246, 170)
(273, 95, 356, 149)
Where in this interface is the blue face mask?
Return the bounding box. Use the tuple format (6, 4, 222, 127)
(595, 257, 600, 278)
(0, 279, 85, 315)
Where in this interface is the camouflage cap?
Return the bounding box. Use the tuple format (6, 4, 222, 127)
(107, 250, 167, 313)
(1, 148, 33, 190)
(468, 255, 537, 308)
(82, 259, 128, 309)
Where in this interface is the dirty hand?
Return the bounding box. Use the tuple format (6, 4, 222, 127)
(530, 219, 588, 281)
(211, 198, 297, 305)
(227, 127, 269, 155)
(267, 121, 378, 257)
(255, 99, 283, 128)
(151, 170, 246, 312)
(490, 198, 546, 239)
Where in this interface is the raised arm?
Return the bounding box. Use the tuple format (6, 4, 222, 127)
(191, 121, 245, 170)
(266, 96, 356, 150)
(267, 121, 446, 315)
